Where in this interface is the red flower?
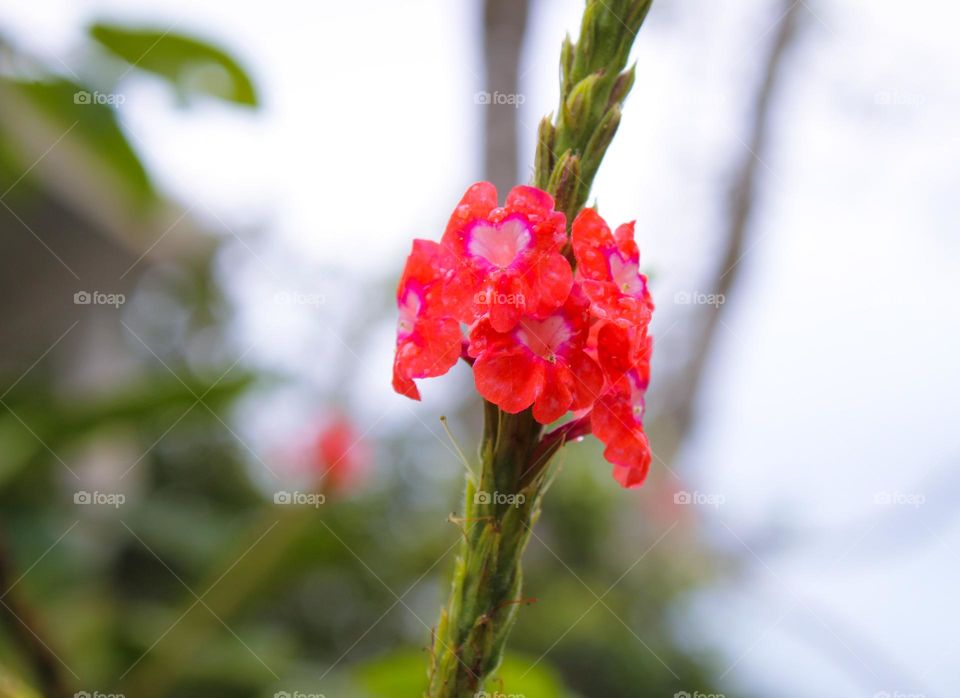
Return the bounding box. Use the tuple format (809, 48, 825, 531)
(572, 208, 653, 328)
(391, 182, 657, 490)
(392, 239, 463, 400)
(590, 323, 653, 488)
(469, 288, 603, 424)
(442, 182, 573, 332)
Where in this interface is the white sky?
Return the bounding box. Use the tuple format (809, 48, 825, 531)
(3, 0, 959, 695)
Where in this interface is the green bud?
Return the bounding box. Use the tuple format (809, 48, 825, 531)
(560, 35, 575, 96)
(625, 0, 655, 34)
(562, 71, 603, 133)
(534, 117, 556, 189)
(571, 2, 602, 80)
(608, 64, 636, 110)
(580, 105, 622, 195)
(547, 150, 589, 225)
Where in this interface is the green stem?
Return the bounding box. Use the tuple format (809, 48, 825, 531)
(427, 407, 544, 697)
(427, 3, 653, 695)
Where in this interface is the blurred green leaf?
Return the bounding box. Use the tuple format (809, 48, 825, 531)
(354, 649, 425, 697)
(0, 416, 40, 487)
(0, 665, 40, 698)
(90, 24, 258, 106)
(485, 655, 571, 697)
(0, 76, 154, 208)
(12, 371, 251, 435)
(354, 649, 571, 698)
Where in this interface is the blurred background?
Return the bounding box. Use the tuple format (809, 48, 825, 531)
(0, 0, 957, 696)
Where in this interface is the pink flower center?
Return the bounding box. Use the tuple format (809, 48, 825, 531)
(467, 215, 532, 269)
(397, 286, 422, 338)
(609, 253, 645, 296)
(516, 315, 571, 361)
(628, 371, 648, 422)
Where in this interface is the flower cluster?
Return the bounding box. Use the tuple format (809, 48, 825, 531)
(392, 183, 654, 488)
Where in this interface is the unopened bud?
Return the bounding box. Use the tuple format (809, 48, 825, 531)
(560, 35, 575, 95)
(548, 151, 582, 221)
(535, 117, 556, 190)
(581, 105, 622, 187)
(607, 64, 636, 110)
(562, 71, 603, 132)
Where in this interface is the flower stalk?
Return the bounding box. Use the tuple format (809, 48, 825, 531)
(425, 2, 653, 696)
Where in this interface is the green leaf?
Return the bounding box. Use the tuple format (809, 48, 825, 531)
(90, 23, 258, 106)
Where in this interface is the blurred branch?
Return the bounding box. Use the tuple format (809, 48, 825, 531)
(651, 0, 802, 463)
(0, 531, 73, 698)
(482, 0, 529, 192)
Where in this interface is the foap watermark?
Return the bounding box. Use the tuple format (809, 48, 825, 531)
(74, 290, 125, 307)
(475, 291, 525, 308)
(475, 691, 525, 698)
(274, 291, 325, 308)
(873, 691, 925, 698)
(874, 491, 925, 508)
(74, 691, 125, 698)
(73, 90, 125, 107)
(474, 90, 525, 108)
(874, 89, 925, 108)
(674, 291, 725, 307)
(274, 490, 326, 508)
(674, 692, 725, 698)
(274, 692, 325, 698)
(674, 490, 725, 508)
(474, 490, 525, 508)
(74, 491, 125, 509)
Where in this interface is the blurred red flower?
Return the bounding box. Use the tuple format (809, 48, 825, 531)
(310, 414, 369, 494)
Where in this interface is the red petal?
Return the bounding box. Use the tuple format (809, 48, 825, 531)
(567, 351, 604, 410)
(505, 185, 556, 220)
(595, 323, 652, 383)
(596, 322, 633, 380)
(571, 208, 614, 282)
(401, 318, 462, 377)
(486, 273, 526, 332)
(529, 253, 574, 317)
(611, 451, 651, 488)
(443, 265, 484, 324)
(443, 182, 498, 245)
(591, 385, 653, 488)
(614, 221, 639, 260)
(532, 364, 573, 424)
(402, 239, 447, 280)
(392, 357, 421, 400)
(473, 349, 543, 413)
